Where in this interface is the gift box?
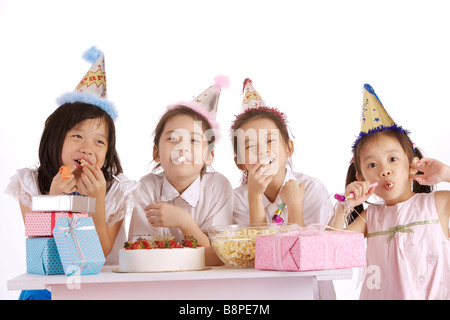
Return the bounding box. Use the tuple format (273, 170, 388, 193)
(255, 225, 366, 271)
(26, 237, 64, 275)
(53, 216, 105, 276)
(25, 212, 88, 237)
(32, 195, 96, 214)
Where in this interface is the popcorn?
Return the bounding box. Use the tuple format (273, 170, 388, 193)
(211, 227, 278, 268)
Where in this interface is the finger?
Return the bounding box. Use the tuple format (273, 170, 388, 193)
(66, 178, 77, 190)
(146, 210, 160, 219)
(262, 175, 273, 187)
(144, 202, 163, 211)
(249, 162, 266, 175)
(81, 164, 99, 182)
(299, 181, 306, 191)
(80, 172, 93, 188)
(410, 174, 425, 184)
(148, 216, 163, 226)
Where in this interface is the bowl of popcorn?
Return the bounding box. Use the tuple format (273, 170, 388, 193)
(208, 223, 297, 268)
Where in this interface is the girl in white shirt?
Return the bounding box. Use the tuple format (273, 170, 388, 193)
(232, 79, 333, 226)
(231, 80, 336, 299)
(232, 107, 333, 226)
(129, 104, 233, 265)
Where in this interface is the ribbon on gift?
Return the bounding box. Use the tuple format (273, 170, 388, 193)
(367, 219, 440, 243)
(50, 212, 73, 236)
(54, 216, 95, 275)
(270, 224, 351, 271)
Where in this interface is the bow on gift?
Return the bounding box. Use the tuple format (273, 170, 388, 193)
(367, 220, 440, 243)
(54, 216, 95, 276)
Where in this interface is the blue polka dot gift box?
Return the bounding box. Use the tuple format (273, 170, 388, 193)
(53, 216, 106, 276)
(26, 237, 64, 275)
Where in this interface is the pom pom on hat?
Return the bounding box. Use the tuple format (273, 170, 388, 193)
(213, 75, 230, 91)
(82, 46, 104, 64)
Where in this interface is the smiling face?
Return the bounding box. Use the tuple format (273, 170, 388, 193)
(234, 117, 293, 178)
(356, 133, 417, 205)
(61, 118, 108, 173)
(153, 114, 213, 187)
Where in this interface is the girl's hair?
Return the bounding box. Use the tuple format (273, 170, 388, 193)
(152, 105, 216, 175)
(231, 107, 291, 158)
(346, 129, 432, 222)
(37, 102, 123, 194)
(231, 107, 293, 184)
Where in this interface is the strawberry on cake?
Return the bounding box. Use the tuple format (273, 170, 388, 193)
(118, 236, 205, 272)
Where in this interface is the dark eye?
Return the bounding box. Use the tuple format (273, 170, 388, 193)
(369, 163, 377, 168)
(390, 157, 397, 162)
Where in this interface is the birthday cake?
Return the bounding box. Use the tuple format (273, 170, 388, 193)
(118, 236, 205, 272)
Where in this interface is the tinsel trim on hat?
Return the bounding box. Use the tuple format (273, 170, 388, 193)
(352, 124, 410, 151)
(231, 106, 288, 130)
(56, 91, 118, 121)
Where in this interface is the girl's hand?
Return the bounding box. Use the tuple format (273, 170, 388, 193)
(280, 180, 306, 208)
(345, 181, 377, 208)
(247, 162, 273, 196)
(145, 202, 194, 229)
(78, 163, 107, 200)
(410, 158, 450, 185)
(49, 166, 77, 195)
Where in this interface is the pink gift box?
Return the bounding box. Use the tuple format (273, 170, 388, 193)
(25, 212, 88, 237)
(255, 226, 366, 271)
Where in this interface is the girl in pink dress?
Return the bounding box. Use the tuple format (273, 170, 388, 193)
(331, 84, 450, 299)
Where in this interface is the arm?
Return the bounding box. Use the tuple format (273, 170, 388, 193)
(145, 202, 210, 246)
(280, 180, 306, 226)
(247, 163, 273, 223)
(77, 163, 117, 257)
(146, 201, 218, 264)
(411, 158, 450, 235)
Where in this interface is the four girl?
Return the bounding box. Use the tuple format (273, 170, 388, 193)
(5, 50, 450, 300)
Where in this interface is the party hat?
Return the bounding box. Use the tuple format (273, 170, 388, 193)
(192, 75, 230, 117)
(57, 46, 118, 121)
(167, 75, 230, 138)
(240, 78, 266, 112)
(232, 78, 287, 130)
(352, 84, 407, 150)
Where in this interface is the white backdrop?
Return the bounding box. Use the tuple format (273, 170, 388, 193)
(1, 0, 449, 300)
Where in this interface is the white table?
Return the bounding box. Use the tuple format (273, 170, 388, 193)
(7, 265, 352, 300)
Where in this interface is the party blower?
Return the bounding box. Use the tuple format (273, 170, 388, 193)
(271, 180, 300, 224)
(334, 182, 379, 202)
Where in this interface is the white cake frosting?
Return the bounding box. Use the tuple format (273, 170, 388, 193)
(119, 246, 205, 272)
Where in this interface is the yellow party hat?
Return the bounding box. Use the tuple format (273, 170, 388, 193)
(352, 84, 408, 150)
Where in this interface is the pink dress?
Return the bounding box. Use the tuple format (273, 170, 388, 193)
(360, 193, 450, 300)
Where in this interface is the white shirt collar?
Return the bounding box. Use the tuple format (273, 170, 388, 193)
(161, 175, 201, 207)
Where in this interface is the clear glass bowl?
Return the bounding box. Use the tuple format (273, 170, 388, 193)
(208, 223, 297, 268)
